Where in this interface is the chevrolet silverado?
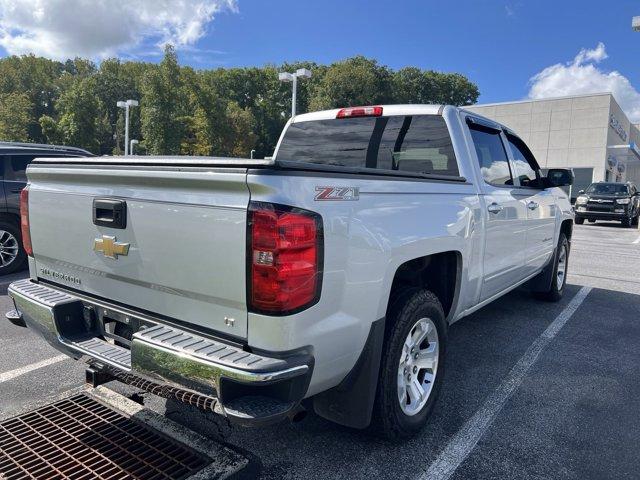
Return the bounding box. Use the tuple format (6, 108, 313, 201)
(6, 105, 574, 439)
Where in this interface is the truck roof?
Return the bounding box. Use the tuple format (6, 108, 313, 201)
(292, 104, 445, 123)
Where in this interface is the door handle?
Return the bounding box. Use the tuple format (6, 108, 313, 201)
(527, 201, 539, 210)
(487, 203, 504, 214)
(93, 198, 127, 229)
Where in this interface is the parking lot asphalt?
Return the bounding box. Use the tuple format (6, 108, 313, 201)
(1, 221, 639, 479)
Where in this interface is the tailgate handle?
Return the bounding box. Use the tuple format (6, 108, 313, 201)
(93, 199, 127, 229)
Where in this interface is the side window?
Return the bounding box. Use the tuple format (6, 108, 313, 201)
(506, 135, 540, 188)
(468, 124, 513, 186)
(4, 155, 34, 182)
(377, 116, 459, 176)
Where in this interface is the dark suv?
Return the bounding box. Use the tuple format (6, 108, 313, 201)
(0, 142, 92, 274)
(574, 182, 640, 227)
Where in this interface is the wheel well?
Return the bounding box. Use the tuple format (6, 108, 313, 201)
(388, 251, 460, 319)
(561, 219, 573, 242)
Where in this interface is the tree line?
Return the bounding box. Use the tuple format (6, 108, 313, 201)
(0, 46, 479, 158)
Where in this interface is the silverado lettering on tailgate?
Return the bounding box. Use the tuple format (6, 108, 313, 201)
(39, 267, 82, 285)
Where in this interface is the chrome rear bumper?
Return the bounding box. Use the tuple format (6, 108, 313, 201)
(8, 279, 312, 426)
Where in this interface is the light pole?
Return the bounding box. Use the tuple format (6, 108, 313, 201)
(130, 139, 139, 155)
(117, 99, 139, 155)
(278, 68, 312, 117)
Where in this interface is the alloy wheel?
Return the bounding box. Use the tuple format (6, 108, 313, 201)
(0, 230, 19, 267)
(556, 243, 567, 289)
(397, 317, 439, 416)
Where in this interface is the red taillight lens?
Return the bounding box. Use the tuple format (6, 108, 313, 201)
(248, 202, 323, 314)
(336, 106, 383, 118)
(20, 187, 33, 257)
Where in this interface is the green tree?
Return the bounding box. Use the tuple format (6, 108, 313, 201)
(392, 68, 479, 106)
(40, 78, 107, 153)
(0, 93, 32, 142)
(141, 45, 183, 155)
(93, 58, 148, 154)
(0, 51, 480, 155)
(309, 56, 392, 111)
(0, 55, 65, 142)
(221, 101, 257, 157)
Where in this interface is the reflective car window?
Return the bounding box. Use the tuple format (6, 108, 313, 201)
(469, 125, 513, 186)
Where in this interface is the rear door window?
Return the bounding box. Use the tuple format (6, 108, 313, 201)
(4, 155, 35, 182)
(468, 125, 513, 186)
(276, 115, 459, 177)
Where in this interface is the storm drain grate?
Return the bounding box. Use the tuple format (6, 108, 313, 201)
(0, 394, 210, 480)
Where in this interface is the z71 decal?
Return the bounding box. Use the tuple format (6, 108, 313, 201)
(314, 186, 360, 201)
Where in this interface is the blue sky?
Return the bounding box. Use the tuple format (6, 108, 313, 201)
(185, 0, 640, 104)
(1, 0, 640, 112)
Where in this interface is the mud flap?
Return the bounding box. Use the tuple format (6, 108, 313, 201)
(312, 318, 385, 429)
(528, 243, 560, 292)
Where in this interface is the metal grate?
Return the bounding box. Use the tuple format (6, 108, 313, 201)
(0, 394, 210, 480)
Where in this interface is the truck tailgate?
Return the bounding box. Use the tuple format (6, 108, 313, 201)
(26, 163, 250, 339)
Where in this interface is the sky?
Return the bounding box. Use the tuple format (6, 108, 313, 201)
(2, 0, 640, 119)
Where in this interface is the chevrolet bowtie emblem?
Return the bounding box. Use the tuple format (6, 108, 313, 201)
(93, 235, 130, 259)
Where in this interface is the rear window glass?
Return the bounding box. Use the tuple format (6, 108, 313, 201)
(276, 115, 459, 177)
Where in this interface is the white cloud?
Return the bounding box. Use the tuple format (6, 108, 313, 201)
(528, 42, 640, 122)
(0, 0, 237, 60)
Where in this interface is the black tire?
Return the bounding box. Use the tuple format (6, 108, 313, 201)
(0, 220, 26, 275)
(575, 217, 584, 225)
(622, 216, 632, 228)
(633, 214, 639, 227)
(535, 233, 569, 302)
(370, 289, 447, 440)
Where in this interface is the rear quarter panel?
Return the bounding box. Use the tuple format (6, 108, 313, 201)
(247, 172, 482, 396)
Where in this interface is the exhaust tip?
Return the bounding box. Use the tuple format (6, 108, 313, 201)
(287, 404, 307, 423)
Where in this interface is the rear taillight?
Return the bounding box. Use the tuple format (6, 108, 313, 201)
(336, 106, 383, 118)
(20, 187, 33, 257)
(248, 202, 323, 315)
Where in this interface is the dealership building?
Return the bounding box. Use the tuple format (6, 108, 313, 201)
(465, 92, 640, 197)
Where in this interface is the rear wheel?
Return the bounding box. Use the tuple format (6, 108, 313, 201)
(0, 220, 26, 275)
(575, 217, 584, 225)
(535, 233, 568, 302)
(370, 289, 446, 440)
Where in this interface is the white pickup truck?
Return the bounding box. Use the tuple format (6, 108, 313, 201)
(7, 105, 574, 439)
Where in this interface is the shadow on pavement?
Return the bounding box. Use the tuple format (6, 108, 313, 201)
(166, 283, 639, 480)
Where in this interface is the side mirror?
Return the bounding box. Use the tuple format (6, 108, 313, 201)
(546, 168, 573, 187)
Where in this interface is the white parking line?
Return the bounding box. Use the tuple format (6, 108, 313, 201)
(419, 286, 592, 480)
(0, 355, 68, 383)
(632, 235, 640, 245)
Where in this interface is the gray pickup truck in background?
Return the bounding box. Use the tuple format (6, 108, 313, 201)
(7, 105, 574, 439)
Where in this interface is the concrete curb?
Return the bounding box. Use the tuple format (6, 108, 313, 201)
(89, 386, 251, 480)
